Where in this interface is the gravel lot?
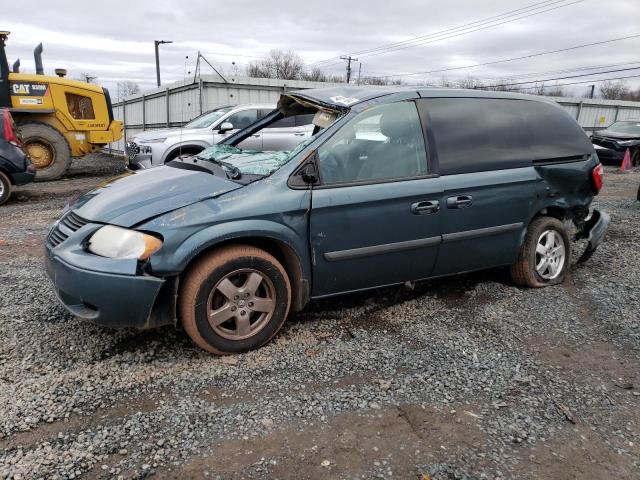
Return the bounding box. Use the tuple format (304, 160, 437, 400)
(0, 154, 639, 480)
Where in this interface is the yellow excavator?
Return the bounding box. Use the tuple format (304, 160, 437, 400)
(0, 31, 123, 180)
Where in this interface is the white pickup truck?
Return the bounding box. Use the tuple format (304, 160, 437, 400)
(125, 104, 313, 169)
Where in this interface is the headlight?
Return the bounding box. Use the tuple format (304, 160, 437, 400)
(87, 225, 162, 260)
(617, 140, 638, 147)
(141, 137, 167, 143)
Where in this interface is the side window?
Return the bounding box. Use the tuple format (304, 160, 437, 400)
(420, 98, 531, 175)
(317, 102, 428, 185)
(226, 109, 258, 130)
(267, 116, 295, 129)
(295, 114, 315, 127)
(521, 101, 593, 159)
(66, 93, 95, 120)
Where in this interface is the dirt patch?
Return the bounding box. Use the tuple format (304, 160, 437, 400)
(162, 404, 487, 480)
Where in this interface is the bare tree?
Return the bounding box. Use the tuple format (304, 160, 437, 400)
(116, 80, 141, 100)
(302, 67, 327, 82)
(539, 84, 566, 97)
(247, 50, 305, 80)
(600, 80, 631, 100)
(77, 72, 98, 83)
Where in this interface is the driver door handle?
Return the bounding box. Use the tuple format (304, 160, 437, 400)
(446, 195, 473, 209)
(411, 200, 439, 215)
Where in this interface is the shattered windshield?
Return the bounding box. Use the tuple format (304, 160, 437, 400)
(197, 136, 316, 177)
(185, 107, 234, 129)
(607, 121, 640, 135)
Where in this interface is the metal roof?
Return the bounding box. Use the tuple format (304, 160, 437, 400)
(284, 85, 558, 110)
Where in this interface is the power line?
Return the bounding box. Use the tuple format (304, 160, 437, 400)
(311, 0, 582, 67)
(310, 0, 565, 66)
(362, 59, 640, 81)
(477, 66, 640, 89)
(505, 74, 640, 91)
(377, 33, 640, 78)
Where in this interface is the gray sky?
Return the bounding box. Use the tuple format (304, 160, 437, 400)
(3, 0, 640, 97)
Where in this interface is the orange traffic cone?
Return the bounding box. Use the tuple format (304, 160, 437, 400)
(620, 148, 633, 172)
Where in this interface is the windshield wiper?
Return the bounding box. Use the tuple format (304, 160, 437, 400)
(196, 155, 241, 180)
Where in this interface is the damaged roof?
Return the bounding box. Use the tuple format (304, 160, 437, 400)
(284, 86, 408, 110)
(283, 85, 556, 111)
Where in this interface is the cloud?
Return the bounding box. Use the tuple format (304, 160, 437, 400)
(3, 0, 639, 96)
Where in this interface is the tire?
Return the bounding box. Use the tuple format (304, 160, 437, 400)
(0, 171, 12, 206)
(19, 122, 72, 181)
(179, 245, 292, 354)
(165, 146, 204, 163)
(510, 216, 570, 288)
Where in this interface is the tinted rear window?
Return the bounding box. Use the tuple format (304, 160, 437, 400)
(420, 98, 530, 175)
(420, 98, 592, 175)
(520, 101, 593, 159)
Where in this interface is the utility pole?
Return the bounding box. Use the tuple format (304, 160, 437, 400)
(357, 62, 362, 85)
(340, 55, 358, 84)
(588, 84, 595, 99)
(154, 40, 173, 87)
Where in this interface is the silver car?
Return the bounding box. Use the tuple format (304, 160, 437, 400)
(125, 104, 313, 168)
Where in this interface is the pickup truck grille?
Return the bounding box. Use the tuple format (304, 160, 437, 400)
(126, 141, 139, 160)
(47, 211, 88, 248)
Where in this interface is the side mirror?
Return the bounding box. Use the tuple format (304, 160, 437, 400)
(218, 121, 234, 133)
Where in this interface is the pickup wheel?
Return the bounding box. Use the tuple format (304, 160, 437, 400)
(19, 122, 72, 181)
(0, 171, 12, 205)
(179, 245, 291, 355)
(510, 216, 570, 288)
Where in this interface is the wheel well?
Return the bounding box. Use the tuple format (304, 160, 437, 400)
(165, 145, 205, 163)
(533, 206, 567, 222)
(182, 237, 309, 312)
(0, 167, 14, 184)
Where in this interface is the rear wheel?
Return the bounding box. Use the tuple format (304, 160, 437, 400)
(0, 171, 12, 205)
(19, 122, 72, 181)
(179, 245, 291, 354)
(510, 216, 570, 287)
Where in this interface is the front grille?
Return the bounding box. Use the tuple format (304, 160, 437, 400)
(47, 211, 89, 248)
(126, 141, 139, 160)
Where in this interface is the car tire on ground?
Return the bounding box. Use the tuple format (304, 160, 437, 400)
(179, 245, 292, 355)
(510, 216, 570, 288)
(0, 171, 12, 205)
(19, 122, 72, 182)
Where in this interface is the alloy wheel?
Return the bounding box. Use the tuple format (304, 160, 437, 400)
(535, 229, 566, 280)
(206, 268, 276, 340)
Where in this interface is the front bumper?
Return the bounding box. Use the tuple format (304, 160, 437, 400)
(577, 209, 610, 263)
(593, 144, 625, 164)
(125, 141, 157, 169)
(44, 215, 169, 328)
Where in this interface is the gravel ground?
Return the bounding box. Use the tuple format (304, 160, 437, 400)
(0, 154, 638, 480)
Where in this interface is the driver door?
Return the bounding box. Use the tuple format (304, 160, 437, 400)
(214, 108, 263, 150)
(309, 101, 443, 297)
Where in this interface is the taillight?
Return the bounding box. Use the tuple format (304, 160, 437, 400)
(591, 163, 604, 194)
(1, 109, 22, 147)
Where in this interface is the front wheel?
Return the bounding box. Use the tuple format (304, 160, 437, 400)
(510, 216, 570, 287)
(179, 245, 291, 354)
(19, 122, 72, 181)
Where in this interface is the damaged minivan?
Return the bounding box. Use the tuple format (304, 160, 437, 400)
(45, 86, 609, 354)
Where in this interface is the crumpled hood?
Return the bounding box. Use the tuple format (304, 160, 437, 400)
(132, 127, 209, 142)
(73, 166, 242, 227)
